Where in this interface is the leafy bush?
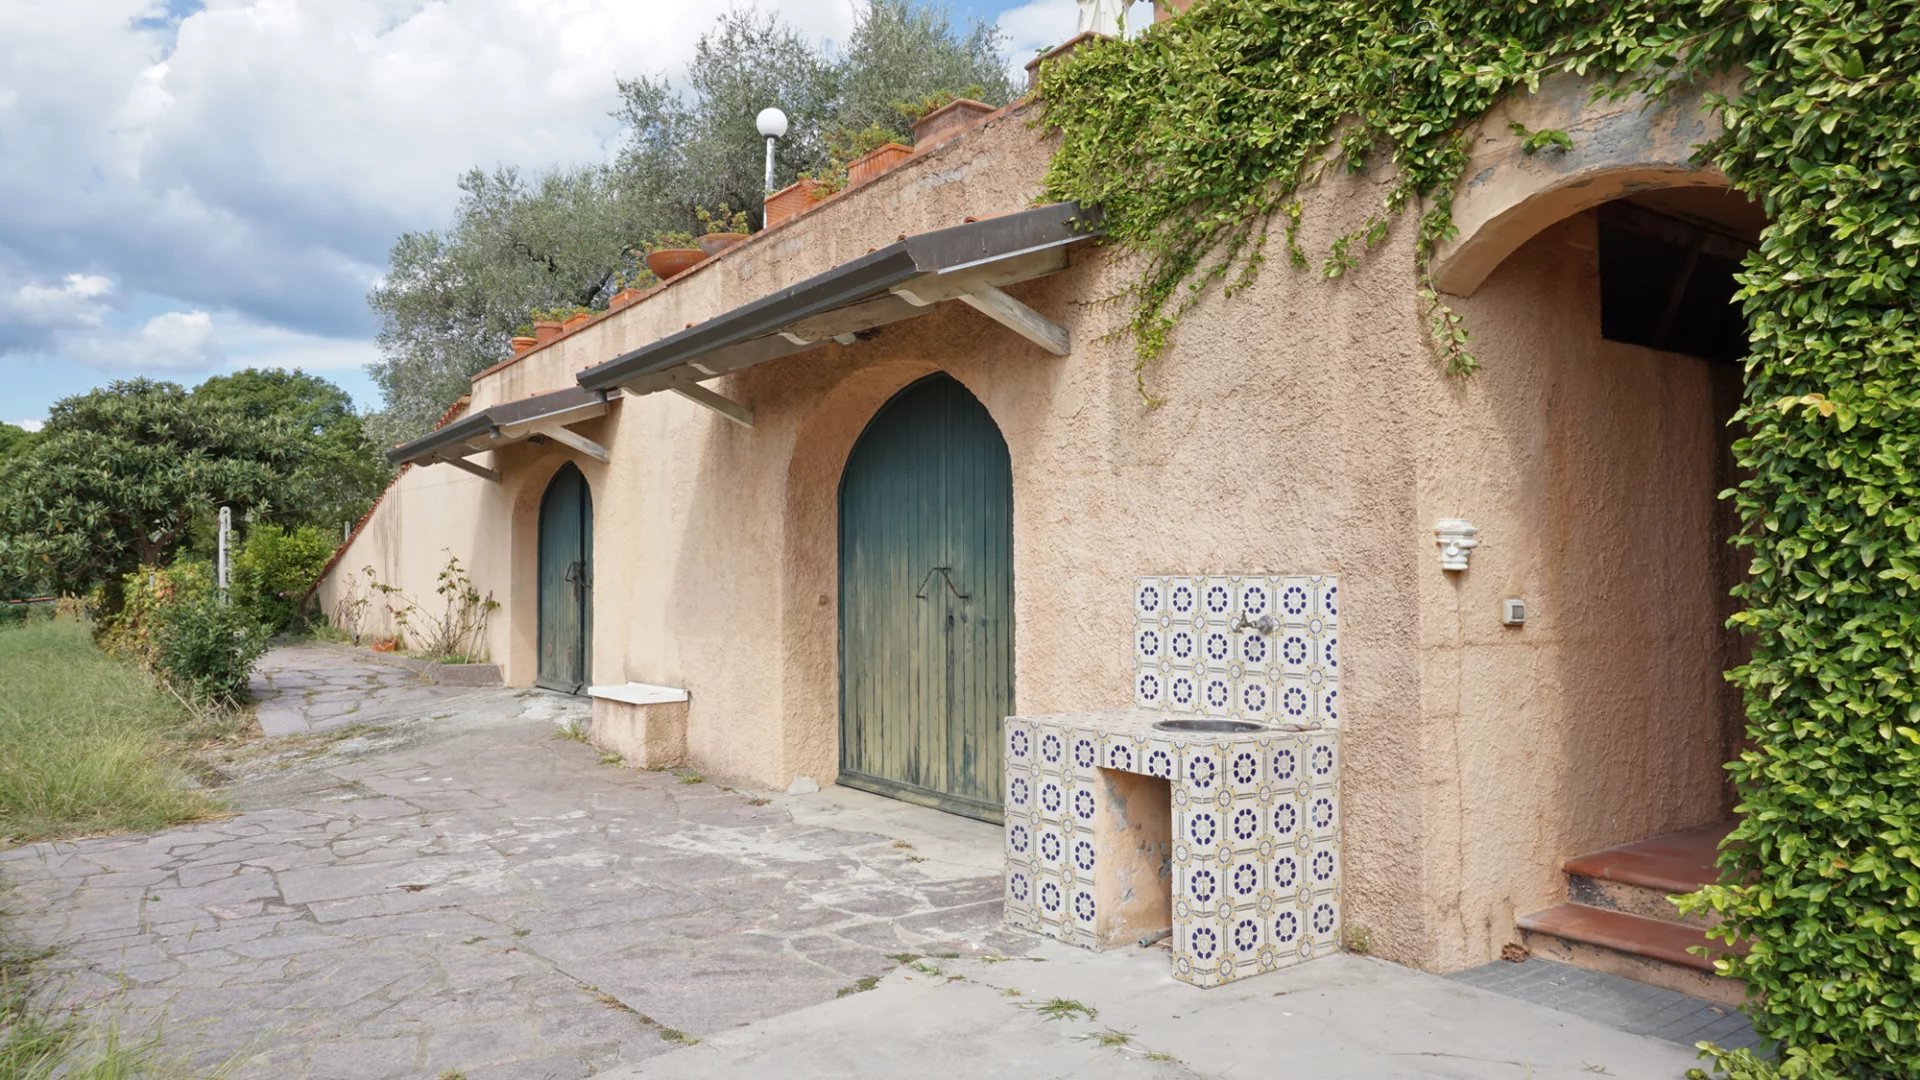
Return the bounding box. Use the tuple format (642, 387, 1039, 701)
(151, 590, 267, 707)
(96, 562, 265, 707)
(230, 524, 335, 633)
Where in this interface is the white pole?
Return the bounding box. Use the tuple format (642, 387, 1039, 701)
(764, 136, 776, 194)
(217, 506, 232, 597)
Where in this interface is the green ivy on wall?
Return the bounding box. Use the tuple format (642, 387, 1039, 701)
(1038, 3, 1920, 1077)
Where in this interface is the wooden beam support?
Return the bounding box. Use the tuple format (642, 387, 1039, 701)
(957, 281, 1070, 355)
(669, 383, 755, 429)
(530, 423, 611, 463)
(435, 454, 501, 483)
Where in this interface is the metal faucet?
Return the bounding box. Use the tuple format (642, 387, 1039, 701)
(1230, 611, 1276, 635)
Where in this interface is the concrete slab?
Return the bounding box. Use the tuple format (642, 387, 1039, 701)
(611, 947, 1702, 1080)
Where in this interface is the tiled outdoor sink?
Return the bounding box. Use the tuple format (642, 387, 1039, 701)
(1003, 575, 1341, 988)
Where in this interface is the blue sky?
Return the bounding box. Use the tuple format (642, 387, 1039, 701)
(0, 0, 1139, 431)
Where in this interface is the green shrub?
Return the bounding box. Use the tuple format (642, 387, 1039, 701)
(150, 589, 267, 707)
(95, 562, 265, 706)
(230, 524, 335, 633)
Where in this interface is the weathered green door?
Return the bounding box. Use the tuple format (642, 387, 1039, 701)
(537, 463, 593, 694)
(839, 375, 1013, 821)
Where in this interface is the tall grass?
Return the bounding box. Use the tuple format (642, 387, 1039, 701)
(0, 619, 222, 844)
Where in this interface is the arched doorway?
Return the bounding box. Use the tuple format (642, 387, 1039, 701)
(536, 463, 594, 693)
(838, 374, 1014, 821)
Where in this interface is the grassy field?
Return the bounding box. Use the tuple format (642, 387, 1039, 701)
(0, 618, 224, 845)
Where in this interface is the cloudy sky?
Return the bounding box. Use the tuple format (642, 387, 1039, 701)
(0, 0, 1151, 431)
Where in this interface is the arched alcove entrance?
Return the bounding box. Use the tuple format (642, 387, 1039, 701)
(1456, 166, 1765, 990)
(536, 462, 594, 693)
(838, 374, 1015, 821)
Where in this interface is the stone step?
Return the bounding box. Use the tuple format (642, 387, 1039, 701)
(1567, 870, 1720, 929)
(1518, 903, 1746, 1008)
(1562, 823, 1733, 930)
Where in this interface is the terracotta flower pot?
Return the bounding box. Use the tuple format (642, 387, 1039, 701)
(697, 232, 748, 257)
(533, 320, 563, 344)
(510, 335, 538, 355)
(371, 637, 399, 654)
(562, 311, 591, 331)
(645, 248, 706, 281)
(610, 287, 645, 309)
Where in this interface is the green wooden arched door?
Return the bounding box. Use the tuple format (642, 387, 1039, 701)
(839, 375, 1014, 821)
(537, 463, 593, 694)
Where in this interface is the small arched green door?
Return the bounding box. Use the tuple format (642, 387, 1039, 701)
(537, 463, 593, 694)
(839, 375, 1014, 821)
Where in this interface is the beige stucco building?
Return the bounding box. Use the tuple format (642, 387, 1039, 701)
(316, 64, 1759, 994)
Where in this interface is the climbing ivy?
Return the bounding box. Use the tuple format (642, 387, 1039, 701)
(1039, 4, 1920, 1077)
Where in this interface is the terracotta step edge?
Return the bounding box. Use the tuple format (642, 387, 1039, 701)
(1561, 853, 1718, 897)
(1518, 903, 1739, 974)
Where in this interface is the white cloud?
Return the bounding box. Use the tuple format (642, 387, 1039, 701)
(0, 0, 861, 351)
(0, 273, 115, 331)
(5, 418, 43, 433)
(996, 0, 1155, 67)
(62, 309, 219, 373)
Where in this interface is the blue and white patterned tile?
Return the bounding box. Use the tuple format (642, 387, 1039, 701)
(1134, 667, 1166, 710)
(1141, 738, 1178, 781)
(1304, 893, 1341, 955)
(1102, 733, 1141, 774)
(1305, 737, 1338, 788)
(1304, 787, 1339, 841)
(1004, 812, 1037, 867)
(1198, 624, 1235, 673)
(1236, 577, 1275, 627)
(1313, 575, 1339, 627)
(1067, 829, 1099, 883)
(1275, 676, 1315, 726)
(1034, 820, 1067, 874)
(1221, 742, 1264, 797)
(1318, 686, 1340, 727)
(1035, 774, 1068, 823)
(1276, 576, 1315, 628)
(1005, 864, 1036, 917)
(1066, 778, 1101, 831)
(1275, 626, 1314, 678)
(1067, 731, 1101, 780)
(1197, 672, 1234, 717)
(1199, 576, 1235, 627)
(1134, 621, 1167, 668)
(1005, 718, 1035, 770)
(1232, 675, 1275, 725)
(1004, 764, 1034, 816)
(1224, 799, 1265, 851)
(1135, 576, 1168, 621)
(1305, 843, 1339, 897)
(1033, 871, 1069, 927)
(1178, 743, 1224, 799)
(1176, 802, 1225, 856)
(1265, 733, 1305, 792)
(1268, 792, 1304, 850)
(1267, 850, 1305, 904)
(1165, 576, 1200, 627)
(1035, 726, 1069, 776)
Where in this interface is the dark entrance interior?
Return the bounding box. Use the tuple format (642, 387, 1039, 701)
(838, 374, 1015, 822)
(536, 463, 594, 694)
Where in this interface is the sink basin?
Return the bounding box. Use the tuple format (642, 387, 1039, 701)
(1152, 718, 1269, 734)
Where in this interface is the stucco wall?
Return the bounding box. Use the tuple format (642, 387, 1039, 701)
(318, 78, 1747, 975)
(1412, 211, 1744, 969)
(314, 459, 516, 664)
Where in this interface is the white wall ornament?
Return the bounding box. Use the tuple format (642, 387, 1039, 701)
(1434, 519, 1480, 571)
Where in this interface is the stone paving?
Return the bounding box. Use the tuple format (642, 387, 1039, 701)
(1449, 957, 1765, 1053)
(1, 647, 1013, 1079)
(249, 643, 469, 736)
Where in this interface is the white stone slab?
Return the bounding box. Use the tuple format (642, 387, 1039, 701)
(587, 682, 689, 706)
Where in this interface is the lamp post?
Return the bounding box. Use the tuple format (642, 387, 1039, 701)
(756, 107, 788, 194)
